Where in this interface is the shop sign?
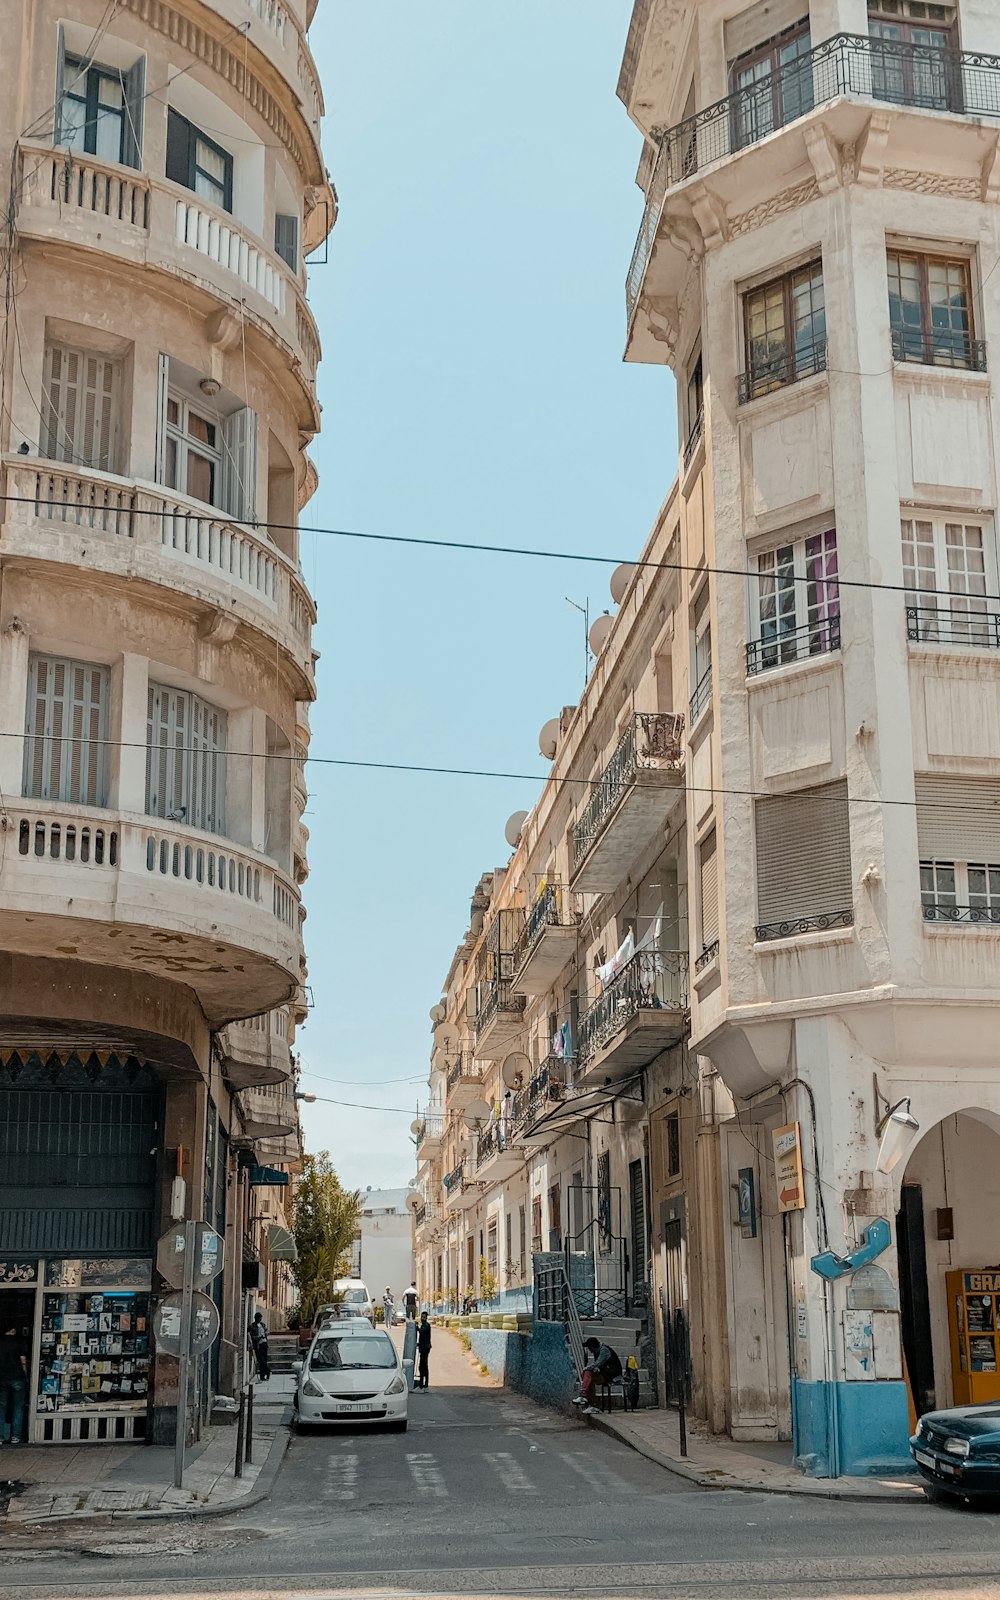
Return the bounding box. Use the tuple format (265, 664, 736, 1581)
(773, 1123, 806, 1213)
(45, 1258, 152, 1290)
(249, 1165, 290, 1187)
(0, 1260, 37, 1285)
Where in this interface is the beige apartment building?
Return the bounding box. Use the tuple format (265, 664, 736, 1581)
(419, 0, 1000, 1479)
(0, 0, 330, 1442)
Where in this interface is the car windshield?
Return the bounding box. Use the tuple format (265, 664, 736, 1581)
(342, 1288, 368, 1303)
(310, 1334, 396, 1370)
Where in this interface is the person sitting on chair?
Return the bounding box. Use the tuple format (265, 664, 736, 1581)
(572, 1336, 622, 1415)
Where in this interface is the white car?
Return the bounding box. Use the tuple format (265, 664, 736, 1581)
(332, 1277, 375, 1320)
(294, 1322, 407, 1431)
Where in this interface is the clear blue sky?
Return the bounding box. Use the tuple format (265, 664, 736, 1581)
(295, 0, 677, 1191)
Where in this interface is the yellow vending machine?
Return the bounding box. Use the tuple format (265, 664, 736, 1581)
(947, 1269, 1000, 1406)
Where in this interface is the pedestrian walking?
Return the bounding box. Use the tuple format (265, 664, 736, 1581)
(404, 1282, 418, 1321)
(248, 1310, 270, 1381)
(416, 1311, 432, 1389)
(382, 1287, 394, 1327)
(571, 1336, 622, 1416)
(0, 1321, 27, 1445)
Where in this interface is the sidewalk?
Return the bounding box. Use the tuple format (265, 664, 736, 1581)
(1, 1374, 294, 1527)
(586, 1405, 925, 1502)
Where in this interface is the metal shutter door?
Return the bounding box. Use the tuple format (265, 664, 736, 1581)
(699, 830, 719, 947)
(755, 778, 852, 927)
(915, 776, 1000, 861)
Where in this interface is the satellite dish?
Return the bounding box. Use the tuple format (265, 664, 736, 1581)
(588, 613, 614, 655)
(610, 563, 635, 604)
(409, 1119, 422, 1136)
(429, 1002, 446, 1024)
(505, 810, 528, 849)
(539, 717, 559, 761)
(405, 1191, 421, 1213)
(502, 1052, 531, 1089)
(463, 1098, 492, 1128)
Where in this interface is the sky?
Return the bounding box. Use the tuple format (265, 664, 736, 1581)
(294, 0, 678, 1191)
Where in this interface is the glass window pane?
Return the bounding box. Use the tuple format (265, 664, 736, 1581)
(196, 140, 226, 183)
(186, 450, 215, 505)
(94, 105, 123, 163)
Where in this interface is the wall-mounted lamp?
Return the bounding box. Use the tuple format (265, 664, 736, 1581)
(875, 1099, 920, 1175)
(295, 1091, 317, 1103)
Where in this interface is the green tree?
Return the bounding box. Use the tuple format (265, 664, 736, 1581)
(290, 1152, 362, 1326)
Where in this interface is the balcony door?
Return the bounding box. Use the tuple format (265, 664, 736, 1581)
(730, 20, 813, 151)
(868, 2, 959, 113)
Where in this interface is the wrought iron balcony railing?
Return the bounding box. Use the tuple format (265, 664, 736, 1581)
(446, 1053, 485, 1093)
(683, 407, 705, 468)
(476, 980, 527, 1035)
(626, 31, 1000, 324)
(891, 327, 987, 372)
(737, 337, 828, 405)
(746, 613, 841, 676)
(443, 1161, 465, 1194)
(755, 908, 854, 942)
(689, 666, 713, 725)
(923, 901, 1000, 925)
(577, 950, 689, 1067)
(513, 883, 573, 971)
(415, 1113, 444, 1149)
(573, 712, 684, 872)
(694, 939, 720, 974)
(907, 604, 1000, 649)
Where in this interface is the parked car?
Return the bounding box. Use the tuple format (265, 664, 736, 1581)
(297, 1301, 368, 1351)
(333, 1277, 375, 1320)
(911, 1403, 1000, 1502)
(293, 1320, 407, 1431)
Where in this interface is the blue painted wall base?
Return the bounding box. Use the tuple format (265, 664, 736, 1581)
(467, 1323, 576, 1410)
(792, 1379, 914, 1477)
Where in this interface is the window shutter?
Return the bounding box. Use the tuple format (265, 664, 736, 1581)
(154, 353, 170, 484)
(755, 778, 852, 929)
(221, 406, 258, 522)
(24, 654, 109, 807)
(121, 55, 145, 170)
(43, 343, 120, 470)
(699, 829, 719, 948)
(146, 682, 227, 833)
(274, 214, 299, 272)
(54, 26, 67, 146)
(725, 1, 808, 63)
(915, 776, 1000, 861)
(165, 109, 189, 189)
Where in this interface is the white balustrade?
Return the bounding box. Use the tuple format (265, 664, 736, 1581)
(174, 199, 286, 313)
(152, 491, 280, 605)
(247, 0, 290, 46)
(26, 465, 136, 538)
(19, 146, 149, 229)
(15, 811, 119, 867)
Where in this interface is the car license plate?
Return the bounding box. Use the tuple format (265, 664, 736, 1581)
(337, 1402, 378, 1412)
(914, 1449, 935, 1468)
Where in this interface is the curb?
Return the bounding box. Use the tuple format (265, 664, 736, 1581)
(585, 1412, 922, 1503)
(2, 1417, 292, 1535)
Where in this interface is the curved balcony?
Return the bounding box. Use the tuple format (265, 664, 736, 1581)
(243, 0, 325, 154)
(2, 458, 316, 695)
(16, 145, 322, 396)
(219, 1007, 293, 1089)
(0, 799, 301, 1027)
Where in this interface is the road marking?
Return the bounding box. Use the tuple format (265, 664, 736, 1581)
(483, 1449, 539, 1495)
(559, 1449, 628, 1495)
(324, 1451, 358, 1500)
(405, 1451, 448, 1498)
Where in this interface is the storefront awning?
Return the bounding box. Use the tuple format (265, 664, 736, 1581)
(518, 1074, 643, 1145)
(267, 1223, 297, 1262)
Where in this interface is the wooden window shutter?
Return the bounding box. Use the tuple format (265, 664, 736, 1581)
(121, 55, 145, 171)
(699, 829, 719, 948)
(24, 654, 109, 807)
(274, 214, 299, 272)
(725, 1, 809, 63)
(915, 775, 1000, 861)
(755, 778, 852, 929)
(221, 406, 258, 522)
(154, 353, 170, 484)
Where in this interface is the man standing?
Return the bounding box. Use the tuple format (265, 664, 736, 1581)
(415, 1311, 432, 1389)
(248, 1310, 270, 1381)
(382, 1287, 394, 1327)
(0, 1321, 27, 1445)
(404, 1282, 418, 1321)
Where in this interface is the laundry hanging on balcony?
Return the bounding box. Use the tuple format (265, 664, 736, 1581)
(597, 930, 634, 988)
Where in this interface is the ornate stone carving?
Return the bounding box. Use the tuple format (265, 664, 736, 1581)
(884, 168, 982, 200)
(729, 179, 820, 238)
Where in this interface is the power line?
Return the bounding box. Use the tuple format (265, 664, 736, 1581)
(300, 1069, 426, 1087)
(0, 492, 994, 603)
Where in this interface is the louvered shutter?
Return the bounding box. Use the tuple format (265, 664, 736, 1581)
(146, 683, 226, 833)
(54, 25, 67, 145)
(699, 829, 719, 948)
(725, 1, 808, 62)
(221, 406, 258, 522)
(43, 343, 121, 470)
(755, 778, 852, 929)
(24, 654, 109, 807)
(121, 55, 145, 171)
(274, 214, 299, 272)
(915, 776, 1000, 862)
(154, 353, 169, 484)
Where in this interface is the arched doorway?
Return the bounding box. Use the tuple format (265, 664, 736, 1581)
(897, 1108, 1000, 1417)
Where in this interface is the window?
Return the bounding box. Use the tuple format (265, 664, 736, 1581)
(155, 357, 258, 521)
(698, 829, 719, 956)
(24, 654, 109, 807)
(519, 1204, 527, 1275)
(56, 47, 144, 168)
(690, 586, 712, 721)
(486, 1220, 498, 1280)
(684, 351, 704, 464)
(42, 342, 123, 472)
(730, 19, 813, 150)
(146, 683, 227, 835)
(741, 260, 826, 402)
(748, 530, 840, 673)
(869, 2, 958, 113)
(531, 1196, 543, 1254)
(902, 516, 996, 646)
(166, 108, 233, 212)
(274, 214, 299, 272)
(548, 1183, 562, 1249)
(755, 778, 853, 940)
(163, 395, 219, 506)
(916, 776, 1000, 924)
(887, 250, 980, 369)
(665, 1111, 681, 1178)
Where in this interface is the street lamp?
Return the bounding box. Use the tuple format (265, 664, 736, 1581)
(295, 1092, 317, 1104)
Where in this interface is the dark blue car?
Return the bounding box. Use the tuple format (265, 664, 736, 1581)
(911, 1403, 1000, 1503)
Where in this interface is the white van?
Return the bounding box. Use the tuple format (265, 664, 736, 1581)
(333, 1277, 374, 1320)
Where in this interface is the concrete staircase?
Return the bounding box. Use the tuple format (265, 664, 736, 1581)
(268, 1333, 300, 1374)
(579, 1316, 656, 1408)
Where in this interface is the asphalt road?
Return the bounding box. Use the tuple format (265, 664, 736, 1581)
(2, 1333, 1000, 1600)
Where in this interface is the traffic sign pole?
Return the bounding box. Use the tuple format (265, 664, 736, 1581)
(173, 1218, 196, 1491)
